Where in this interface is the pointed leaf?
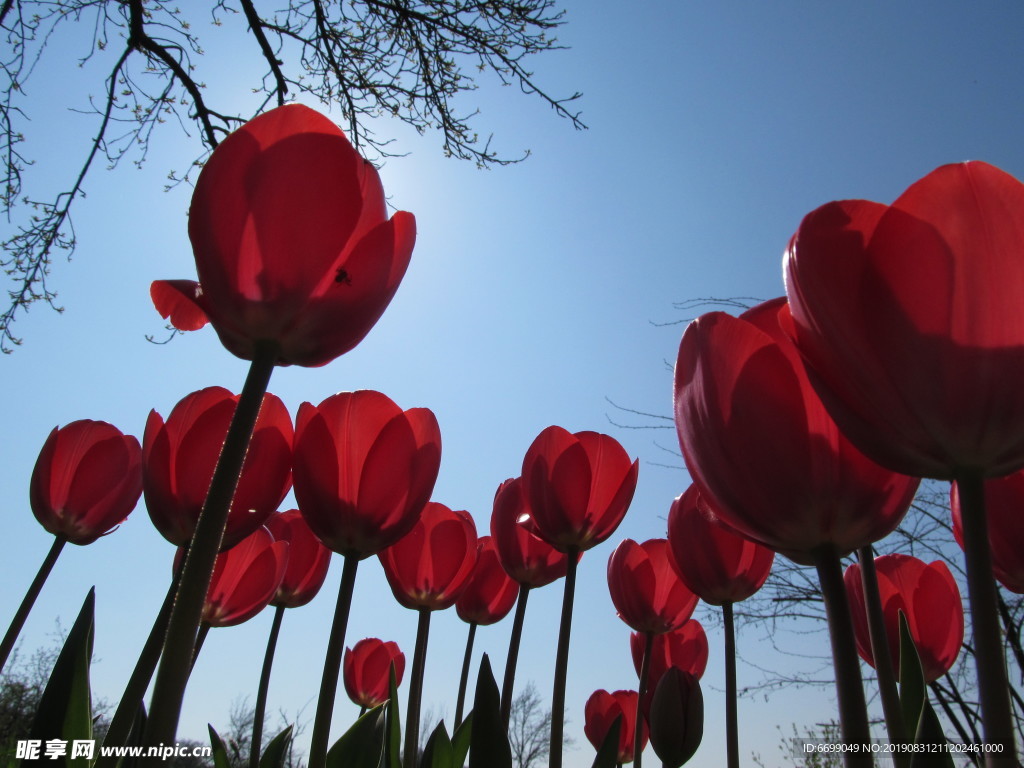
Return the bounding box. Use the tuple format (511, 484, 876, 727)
(260, 725, 294, 768)
(897, 611, 926, 742)
(29, 588, 95, 766)
(910, 700, 954, 768)
(590, 714, 622, 768)
(326, 705, 386, 768)
(451, 713, 472, 768)
(418, 721, 453, 768)
(208, 725, 232, 768)
(468, 655, 511, 768)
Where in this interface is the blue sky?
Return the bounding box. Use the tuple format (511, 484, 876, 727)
(3, 2, 1024, 765)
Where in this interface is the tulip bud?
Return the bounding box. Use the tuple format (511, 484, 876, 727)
(648, 668, 703, 767)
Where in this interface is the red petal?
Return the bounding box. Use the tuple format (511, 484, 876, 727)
(150, 280, 209, 331)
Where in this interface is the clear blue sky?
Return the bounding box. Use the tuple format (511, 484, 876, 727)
(3, 2, 1023, 765)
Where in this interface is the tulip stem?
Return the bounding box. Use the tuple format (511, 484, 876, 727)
(309, 554, 360, 768)
(956, 472, 1018, 764)
(191, 623, 210, 670)
(145, 341, 278, 747)
(0, 535, 65, 674)
(250, 604, 285, 768)
(549, 548, 579, 768)
(813, 547, 875, 768)
(99, 573, 180, 763)
(635, 631, 653, 767)
(501, 585, 530, 727)
(454, 621, 477, 730)
(855, 546, 908, 765)
(723, 602, 739, 768)
(404, 608, 432, 768)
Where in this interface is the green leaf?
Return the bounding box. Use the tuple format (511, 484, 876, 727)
(897, 610, 926, 742)
(590, 714, 622, 768)
(384, 662, 402, 768)
(468, 654, 511, 768)
(28, 588, 95, 768)
(259, 725, 294, 768)
(451, 713, 472, 768)
(326, 704, 386, 768)
(418, 721, 453, 768)
(910, 700, 954, 768)
(208, 724, 232, 768)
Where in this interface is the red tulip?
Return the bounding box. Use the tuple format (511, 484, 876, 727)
(143, 387, 293, 550)
(785, 161, 1024, 480)
(30, 420, 142, 545)
(584, 689, 647, 764)
(673, 298, 919, 565)
(608, 539, 698, 635)
(630, 621, 710, 688)
(521, 426, 639, 553)
(293, 390, 441, 559)
(182, 527, 289, 628)
(456, 536, 519, 625)
(378, 502, 478, 611)
(668, 485, 774, 605)
(845, 554, 964, 683)
(151, 104, 415, 368)
(951, 477, 1024, 594)
(490, 477, 575, 588)
(343, 637, 406, 709)
(265, 510, 332, 608)
(647, 668, 703, 767)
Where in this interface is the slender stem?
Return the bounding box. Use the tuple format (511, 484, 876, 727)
(404, 609, 432, 768)
(549, 549, 579, 768)
(99, 573, 180, 762)
(930, 682, 981, 768)
(250, 604, 285, 768)
(454, 622, 477, 730)
(634, 631, 653, 768)
(813, 547, 874, 768)
(501, 586, 530, 727)
(723, 603, 739, 768)
(855, 546, 908, 764)
(0, 536, 65, 674)
(145, 342, 278, 746)
(309, 554, 360, 768)
(190, 623, 210, 670)
(956, 473, 1018, 764)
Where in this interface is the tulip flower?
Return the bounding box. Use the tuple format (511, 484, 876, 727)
(2, 420, 142, 675)
(144, 387, 293, 551)
(295, 390, 441, 768)
(785, 161, 1024, 754)
(152, 104, 416, 369)
(343, 638, 406, 711)
(490, 476, 577, 725)
(647, 668, 703, 767)
(521, 425, 638, 768)
(453, 536, 519, 727)
(293, 390, 441, 559)
(674, 297, 919, 761)
(667, 486, 772, 768)
(951, 477, 1024, 594)
(379, 502, 478, 768)
(845, 554, 964, 684)
(630, 622, 709, 710)
(584, 689, 647, 765)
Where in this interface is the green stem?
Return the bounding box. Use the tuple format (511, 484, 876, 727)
(635, 631, 653, 768)
(500, 585, 530, 727)
(98, 572, 180, 763)
(814, 547, 874, 768)
(454, 622, 477, 730)
(956, 473, 1018, 765)
(549, 549, 579, 768)
(190, 623, 210, 671)
(145, 341, 278, 747)
(855, 546, 908, 766)
(404, 609, 432, 768)
(309, 554, 360, 768)
(250, 604, 285, 768)
(723, 602, 739, 768)
(0, 535, 65, 674)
